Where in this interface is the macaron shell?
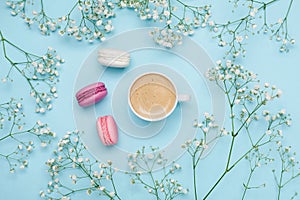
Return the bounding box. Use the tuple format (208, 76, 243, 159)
(98, 48, 130, 68)
(96, 115, 118, 146)
(76, 82, 107, 107)
(78, 89, 107, 107)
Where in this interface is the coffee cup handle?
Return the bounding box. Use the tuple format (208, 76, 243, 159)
(178, 94, 190, 102)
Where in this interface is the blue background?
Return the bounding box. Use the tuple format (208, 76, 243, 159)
(0, 0, 299, 199)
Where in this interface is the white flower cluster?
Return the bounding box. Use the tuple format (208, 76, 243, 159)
(262, 109, 292, 130)
(272, 143, 300, 199)
(183, 113, 219, 151)
(6, 0, 116, 42)
(207, 60, 282, 106)
(42, 130, 120, 199)
(5, 0, 25, 16)
(128, 146, 188, 199)
(275, 144, 298, 167)
(0, 98, 55, 173)
(207, 60, 257, 82)
(245, 148, 274, 169)
(271, 18, 296, 53)
(57, 0, 115, 42)
(6, 0, 295, 54)
(150, 27, 182, 48)
(128, 146, 168, 172)
(0, 98, 24, 130)
(25, 47, 63, 113)
(206, 60, 291, 138)
(196, 59, 297, 198)
(1, 30, 64, 113)
(32, 120, 56, 145)
(210, 0, 295, 57)
(242, 149, 272, 195)
(119, 0, 211, 48)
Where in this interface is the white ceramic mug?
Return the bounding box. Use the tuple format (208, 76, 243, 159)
(128, 72, 190, 121)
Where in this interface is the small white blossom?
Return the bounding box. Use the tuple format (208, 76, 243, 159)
(265, 130, 272, 135)
(276, 89, 282, 97)
(235, 35, 243, 43)
(278, 18, 283, 24)
(99, 186, 105, 191)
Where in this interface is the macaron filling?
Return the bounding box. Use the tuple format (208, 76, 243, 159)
(99, 116, 114, 145)
(96, 116, 118, 146)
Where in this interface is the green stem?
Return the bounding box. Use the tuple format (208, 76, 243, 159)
(0, 32, 47, 106)
(76, 161, 121, 199)
(68, 1, 80, 17)
(192, 155, 198, 200)
(109, 167, 121, 200)
(0, 128, 33, 142)
(229, 133, 269, 172)
(203, 170, 227, 200)
(202, 78, 238, 199)
(203, 136, 236, 199)
(203, 97, 268, 199)
(149, 171, 159, 200)
(40, 0, 44, 11)
(0, 115, 17, 142)
(241, 167, 255, 200)
(226, 136, 236, 169)
(277, 161, 284, 200)
(175, 0, 199, 10)
(217, 0, 279, 28)
(1, 32, 39, 58)
(282, 172, 300, 188)
(285, 0, 294, 19)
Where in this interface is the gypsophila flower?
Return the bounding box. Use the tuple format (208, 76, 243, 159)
(272, 145, 300, 199)
(0, 98, 55, 172)
(119, 0, 211, 48)
(150, 27, 183, 48)
(220, 128, 229, 136)
(242, 148, 274, 197)
(6, 0, 116, 42)
(192, 59, 295, 199)
(128, 146, 187, 199)
(42, 130, 123, 199)
(210, 0, 295, 57)
(0, 31, 63, 112)
(5, 0, 295, 53)
(206, 60, 283, 108)
(182, 112, 221, 199)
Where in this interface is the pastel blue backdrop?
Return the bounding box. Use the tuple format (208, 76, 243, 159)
(0, 0, 299, 199)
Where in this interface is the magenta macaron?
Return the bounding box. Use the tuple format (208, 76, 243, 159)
(96, 115, 118, 146)
(76, 82, 107, 107)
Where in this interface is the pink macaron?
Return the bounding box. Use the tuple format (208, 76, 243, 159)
(96, 115, 118, 146)
(76, 82, 107, 107)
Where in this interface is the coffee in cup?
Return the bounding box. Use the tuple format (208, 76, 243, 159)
(128, 72, 189, 121)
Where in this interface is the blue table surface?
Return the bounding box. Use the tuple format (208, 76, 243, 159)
(0, 1, 299, 199)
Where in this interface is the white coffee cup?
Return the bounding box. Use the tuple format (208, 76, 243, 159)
(128, 72, 190, 121)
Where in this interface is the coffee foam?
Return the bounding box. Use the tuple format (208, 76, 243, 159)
(129, 73, 176, 120)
